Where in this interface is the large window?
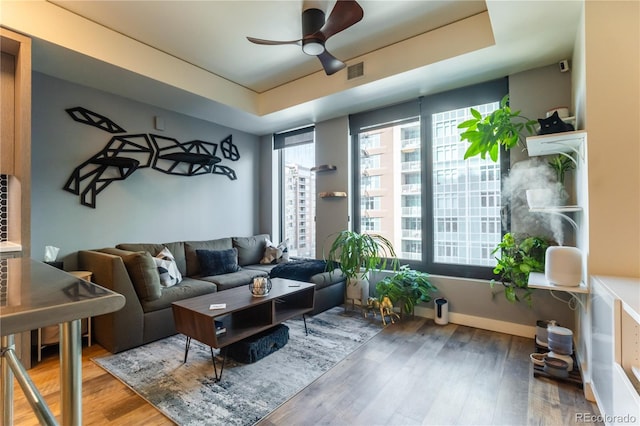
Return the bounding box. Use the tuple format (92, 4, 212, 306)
(274, 126, 316, 258)
(350, 79, 509, 279)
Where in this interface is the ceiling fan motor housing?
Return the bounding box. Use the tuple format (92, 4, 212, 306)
(302, 8, 326, 55)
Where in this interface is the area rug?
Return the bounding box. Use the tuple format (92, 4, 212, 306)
(93, 307, 381, 425)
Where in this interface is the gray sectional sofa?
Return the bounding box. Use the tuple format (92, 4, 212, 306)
(78, 234, 345, 353)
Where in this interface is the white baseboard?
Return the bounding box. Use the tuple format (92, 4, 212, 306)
(413, 306, 536, 338)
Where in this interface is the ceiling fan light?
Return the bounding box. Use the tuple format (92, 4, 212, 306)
(302, 41, 324, 56)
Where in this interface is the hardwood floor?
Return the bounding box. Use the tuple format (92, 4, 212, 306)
(260, 316, 602, 426)
(10, 316, 601, 425)
(10, 344, 174, 426)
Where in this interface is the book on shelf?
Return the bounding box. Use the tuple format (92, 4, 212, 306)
(215, 319, 226, 335)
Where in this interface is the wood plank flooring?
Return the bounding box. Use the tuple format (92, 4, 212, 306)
(10, 316, 601, 425)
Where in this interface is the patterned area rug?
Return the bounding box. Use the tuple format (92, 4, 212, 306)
(93, 307, 381, 425)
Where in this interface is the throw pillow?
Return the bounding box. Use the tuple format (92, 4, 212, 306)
(197, 248, 240, 276)
(123, 251, 162, 302)
(276, 240, 289, 263)
(260, 239, 282, 264)
(154, 247, 182, 287)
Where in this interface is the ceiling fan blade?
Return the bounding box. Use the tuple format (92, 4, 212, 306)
(247, 36, 302, 46)
(317, 0, 364, 41)
(317, 50, 346, 75)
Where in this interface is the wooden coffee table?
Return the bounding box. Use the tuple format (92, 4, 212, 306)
(171, 278, 315, 381)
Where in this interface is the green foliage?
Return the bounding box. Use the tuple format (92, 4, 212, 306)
(491, 233, 553, 306)
(325, 230, 399, 281)
(375, 265, 437, 315)
(548, 154, 575, 185)
(458, 95, 537, 162)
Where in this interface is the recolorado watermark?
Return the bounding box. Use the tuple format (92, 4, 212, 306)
(576, 413, 638, 423)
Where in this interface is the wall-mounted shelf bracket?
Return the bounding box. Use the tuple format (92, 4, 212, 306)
(529, 206, 581, 231)
(528, 272, 588, 309)
(526, 130, 586, 164)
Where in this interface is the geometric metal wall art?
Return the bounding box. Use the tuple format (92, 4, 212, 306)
(63, 107, 240, 208)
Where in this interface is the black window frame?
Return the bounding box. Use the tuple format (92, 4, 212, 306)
(350, 78, 510, 280)
(273, 125, 315, 250)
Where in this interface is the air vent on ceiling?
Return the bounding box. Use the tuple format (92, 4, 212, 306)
(347, 62, 364, 80)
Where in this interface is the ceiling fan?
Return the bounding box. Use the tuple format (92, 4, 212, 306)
(247, 0, 364, 76)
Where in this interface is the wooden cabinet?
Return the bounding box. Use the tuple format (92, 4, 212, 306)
(0, 27, 31, 256)
(591, 276, 640, 423)
(1, 27, 32, 368)
(1, 51, 15, 174)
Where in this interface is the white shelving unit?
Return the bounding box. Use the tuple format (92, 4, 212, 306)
(525, 130, 588, 294)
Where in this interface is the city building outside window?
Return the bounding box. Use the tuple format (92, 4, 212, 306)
(350, 79, 509, 279)
(274, 126, 316, 258)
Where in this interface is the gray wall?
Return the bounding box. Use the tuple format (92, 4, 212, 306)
(315, 117, 350, 258)
(31, 73, 261, 269)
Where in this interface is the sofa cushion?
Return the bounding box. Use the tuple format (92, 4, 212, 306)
(310, 269, 346, 291)
(184, 238, 232, 277)
(122, 251, 162, 302)
(196, 248, 240, 276)
(117, 242, 186, 276)
(232, 234, 270, 266)
(199, 269, 268, 291)
(243, 263, 277, 274)
(154, 247, 182, 287)
(140, 277, 217, 312)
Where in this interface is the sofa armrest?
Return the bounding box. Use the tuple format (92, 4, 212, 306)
(78, 250, 144, 353)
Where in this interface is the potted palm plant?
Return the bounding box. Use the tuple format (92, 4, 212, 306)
(375, 265, 437, 317)
(458, 94, 537, 162)
(325, 230, 399, 305)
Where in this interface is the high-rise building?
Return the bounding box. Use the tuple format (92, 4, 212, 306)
(358, 101, 502, 267)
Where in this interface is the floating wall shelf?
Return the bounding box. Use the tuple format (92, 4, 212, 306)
(528, 272, 589, 294)
(319, 191, 347, 198)
(311, 164, 337, 172)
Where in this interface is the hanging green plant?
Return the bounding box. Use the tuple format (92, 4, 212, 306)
(490, 233, 554, 306)
(458, 95, 537, 162)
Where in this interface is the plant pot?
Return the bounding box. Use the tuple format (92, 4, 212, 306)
(346, 275, 369, 305)
(525, 184, 568, 208)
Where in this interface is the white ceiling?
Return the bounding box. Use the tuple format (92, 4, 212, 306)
(29, 0, 584, 135)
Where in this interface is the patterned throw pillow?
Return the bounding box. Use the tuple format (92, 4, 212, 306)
(261, 239, 290, 264)
(154, 247, 182, 287)
(260, 239, 282, 264)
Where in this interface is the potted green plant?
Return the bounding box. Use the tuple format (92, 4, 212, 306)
(458, 94, 537, 162)
(548, 154, 575, 185)
(375, 265, 437, 316)
(491, 233, 554, 306)
(547, 154, 576, 205)
(325, 230, 399, 305)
